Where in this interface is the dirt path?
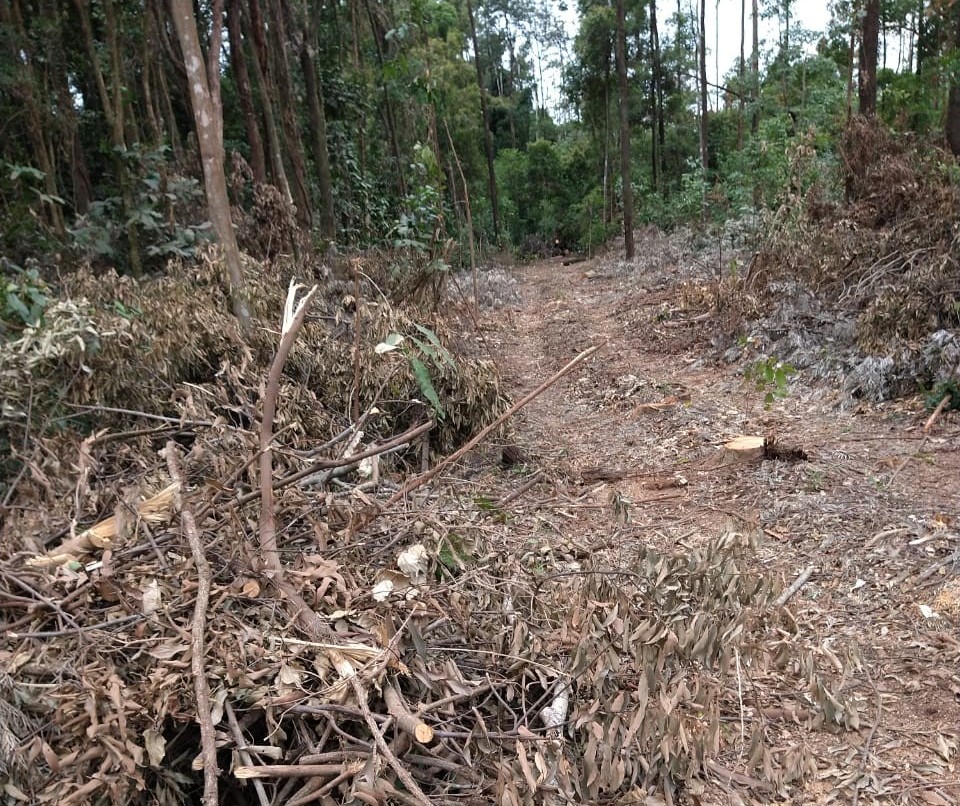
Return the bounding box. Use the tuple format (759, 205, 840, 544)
(482, 246, 960, 804)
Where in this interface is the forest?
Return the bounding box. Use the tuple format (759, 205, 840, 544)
(1, 1, 960, 805)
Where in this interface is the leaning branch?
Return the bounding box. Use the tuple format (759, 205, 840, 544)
(377, 344, 603, 515)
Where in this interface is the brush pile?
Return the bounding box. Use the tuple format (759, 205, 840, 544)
(1, 253, 863, 806)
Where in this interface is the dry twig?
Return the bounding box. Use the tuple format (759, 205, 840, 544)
(164, 443, 219, 806)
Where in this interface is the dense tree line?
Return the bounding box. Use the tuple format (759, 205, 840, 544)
(2, 0, 960, 296)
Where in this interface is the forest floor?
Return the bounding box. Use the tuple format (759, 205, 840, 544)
(474, 235, 960, 804)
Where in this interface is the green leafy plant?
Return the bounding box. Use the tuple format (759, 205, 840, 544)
(69, 145, 210, 271)
(923, 379, 960, 412)
(745, 357, 797, 407)
(376, 323, 455, 419)
(1, 260, 49, 332)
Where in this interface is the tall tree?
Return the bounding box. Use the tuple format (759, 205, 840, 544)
(615, 0, 633, 258)
(751, 0, 759, 134)
(859, 0, 881, 115)
(169, 0, 251, 333)
(226, 0, 268, 184)
(297, 0, 336, 239)
(73, 0, 143, 275)
(698, 0, 709, 180)
(265, 0, 313, 232)
(649, 0, 663, 190)
(467, 0, 501, 243)
(947, 4, 960, 156)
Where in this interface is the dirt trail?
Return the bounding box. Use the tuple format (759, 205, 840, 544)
(483, 246, 960, 803)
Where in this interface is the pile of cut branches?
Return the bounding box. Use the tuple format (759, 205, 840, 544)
(1, 282, 862, 805)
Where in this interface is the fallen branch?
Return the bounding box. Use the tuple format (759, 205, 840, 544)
(225, 702, 270, 806)
(923, 393, 952, 433)
(384, 682, 434, 744)
(375, 344, 603, 519)
(164, 443, 218, 806)
(774, 565, 816, 608)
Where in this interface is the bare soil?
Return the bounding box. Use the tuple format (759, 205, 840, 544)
(481, 242, 960, 804)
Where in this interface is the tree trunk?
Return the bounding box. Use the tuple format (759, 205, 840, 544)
(265, 0, 313, 232)
(947, 7, 960, 156)
(649, 0, 663, 191)
(699, 0, 709, 179)
(73, 0, 142, 275)
(169, 0, 251, 334)
(2, 0, 66, 236)
(466, 0, 500, 243)
(738, 0, 746, 149)
(226, 0, 267, 184)
(751, 0, 759, 134)
(615, 0, 633, 259)
(859, 0, 880, 115)
(299, 0, 336, 239)
(245, 0, 293, 204)
(363, 0, 407, 198)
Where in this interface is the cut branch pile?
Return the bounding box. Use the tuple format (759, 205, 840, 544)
(1, 282, 864, 805)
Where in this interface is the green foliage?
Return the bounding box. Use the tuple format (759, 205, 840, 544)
(69, 145, 211, 272)
(378, 324, 455, 420)
(0, 162, 61, 262)
(1, 260, 49, 334)
(744, 357, 797, 408)
(923, 379, 960, 412)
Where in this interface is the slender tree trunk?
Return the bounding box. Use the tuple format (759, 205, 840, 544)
(363, 0, 406, 198)
(466, 0, 500, 243)
(649, 0, 662, 191)
(227, 0, 267, 184)
(73, 0, 142, 275)
(859, 0, 881, 116)
(299, 0, 336, 239)
(751, 0, 759, 134)
(698, 0, 709, 179)
(266, 0, 313, 231)
(246, 0, 293, 203)
(2, 0, 66, 236)
(947, 7, 960, 156)
(615, 0, 633, 259)
(738, 0, 746, 148)
(169, 0, 251, 334)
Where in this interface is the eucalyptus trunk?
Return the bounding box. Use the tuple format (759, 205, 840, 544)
(169, 0, 251, 334)
(615, 0, 634, 259)
(947, 6, 960, 155)
(299, 0, 336, 239)
(265, 0, 313, 232)
(859, 0, 881, 116)
(466, 0, 500, 243)
(245, 0, 293, 204)
(227, 0, 268, 184)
